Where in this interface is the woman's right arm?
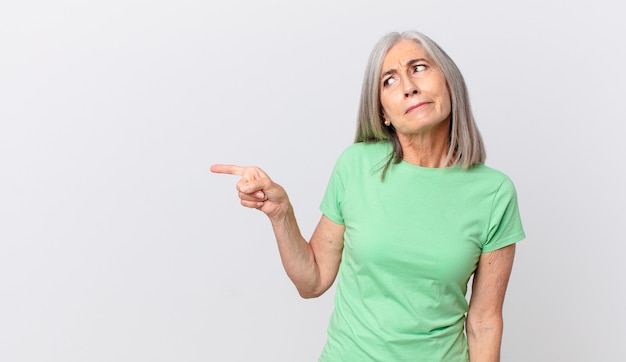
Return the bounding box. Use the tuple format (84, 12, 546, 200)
(211, 164, 345, 298)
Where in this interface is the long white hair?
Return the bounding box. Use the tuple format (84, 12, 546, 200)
(355, 31, 486, 177)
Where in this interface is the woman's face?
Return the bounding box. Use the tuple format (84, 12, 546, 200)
(379, 40, 451, 137)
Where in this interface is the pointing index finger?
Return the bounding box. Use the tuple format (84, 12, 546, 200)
(210, 164, 244, 176)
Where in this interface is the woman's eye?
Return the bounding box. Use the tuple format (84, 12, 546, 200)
(383, 77, 396, 86)
(414, 64, 427, 72)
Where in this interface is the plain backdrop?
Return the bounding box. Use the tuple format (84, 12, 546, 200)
(1, 0, 624, 361)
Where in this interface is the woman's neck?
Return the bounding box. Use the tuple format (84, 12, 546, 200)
(396, 122, 451, 168)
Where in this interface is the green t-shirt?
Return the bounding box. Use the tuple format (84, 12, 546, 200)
(318, 142, 525, 362)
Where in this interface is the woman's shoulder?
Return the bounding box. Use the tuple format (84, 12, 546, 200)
(464, 163, 518, 191)
(467, 163, 508, 177)
(331, 141, 390, 172)
(339, 141, 391, 159)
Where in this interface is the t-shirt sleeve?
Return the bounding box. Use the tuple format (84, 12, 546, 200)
(482, 176, 526, 253)
(319, 154, 346, 225)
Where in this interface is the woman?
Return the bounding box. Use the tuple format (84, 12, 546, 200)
(212, 30, 525, 361)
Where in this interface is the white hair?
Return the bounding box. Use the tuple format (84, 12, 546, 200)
(355, 30, 486, 177)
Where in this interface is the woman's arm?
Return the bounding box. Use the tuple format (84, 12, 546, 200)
(466, 243, 516, 362)
(211, 164, 345, 298)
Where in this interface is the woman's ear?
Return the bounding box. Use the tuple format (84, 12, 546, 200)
(380, 109, 389, 126)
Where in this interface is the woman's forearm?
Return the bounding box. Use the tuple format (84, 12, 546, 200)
(269, 203, 323, 298)
(466, 315, 503, 362)
(209, 164, 342, 299)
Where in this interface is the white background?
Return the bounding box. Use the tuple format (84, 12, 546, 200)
(1, 0, 624, 361)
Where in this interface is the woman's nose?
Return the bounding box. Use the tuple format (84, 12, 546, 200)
(403, 78, 419, 97)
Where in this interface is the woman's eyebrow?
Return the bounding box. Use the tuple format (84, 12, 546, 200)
(406, 58, 428, 67)
(381, 58, 429, 80)
(381, 68, 396, 80)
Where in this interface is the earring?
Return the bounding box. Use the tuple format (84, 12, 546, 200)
(384, 119, 390, 126)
